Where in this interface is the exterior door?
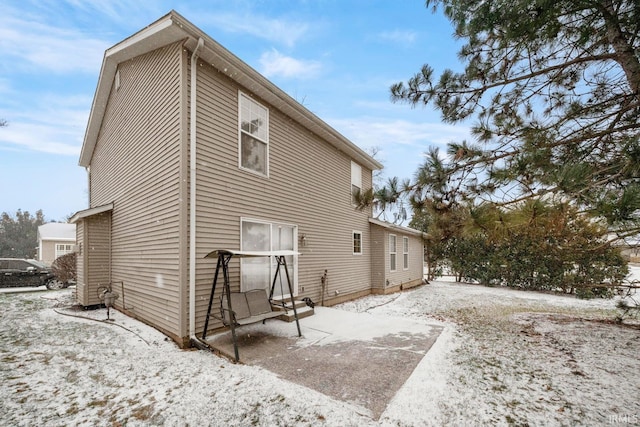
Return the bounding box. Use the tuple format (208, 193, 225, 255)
(271, 224, 296, 299)
(241, 221, 271, 292)
(241, 219, 297, 297)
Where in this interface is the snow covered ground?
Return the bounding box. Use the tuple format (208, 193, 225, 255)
(1, 276, 639, 426)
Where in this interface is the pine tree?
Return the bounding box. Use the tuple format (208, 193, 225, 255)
(0, 210, 46, 258)
(391, 0, 640, 235)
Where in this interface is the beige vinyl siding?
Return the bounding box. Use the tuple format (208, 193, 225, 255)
(370, 223, 424, 291)
(40, 242, 56, 266)
(41, 240, 76, 265)
(370, 224, 387, 290)
(86, 212, 112, 306)
(410, 236, 425, 280)
(192, 59, 374, 333)
(88, 42, 184, 338)
(75, 212, 111, 306)
(75, 221, 86, 305)
(386, 232, 424, 286)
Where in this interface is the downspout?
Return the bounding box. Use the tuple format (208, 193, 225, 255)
(85, 166, 90, 207)
(189, 38, 204, 340)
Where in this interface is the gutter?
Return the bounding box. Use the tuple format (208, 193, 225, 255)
(189, 38, 204, 340)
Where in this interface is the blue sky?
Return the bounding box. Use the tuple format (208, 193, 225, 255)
(0, 0, 469, 222)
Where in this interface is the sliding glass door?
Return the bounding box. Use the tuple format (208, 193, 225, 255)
(240, 218, 297, 297)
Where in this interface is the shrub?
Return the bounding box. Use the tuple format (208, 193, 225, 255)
(51, 252, 77, 284)
(442, 201, 628, 297)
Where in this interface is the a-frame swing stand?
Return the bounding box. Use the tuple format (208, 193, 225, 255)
(201, 249, 302, 362)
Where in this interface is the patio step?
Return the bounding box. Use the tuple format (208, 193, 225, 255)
(271, 299, 314, 322)
(276, 305, 314, 322)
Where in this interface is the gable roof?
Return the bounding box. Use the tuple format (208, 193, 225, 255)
(80, 10, 383, 172)
(37, 223, 76, 241)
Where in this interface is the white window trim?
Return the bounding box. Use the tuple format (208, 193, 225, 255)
(240, 217, 298, 295)
(403, 236, 409, 270)
(389, 234, 397, 272)
(353, 231, 363, 255)
(55, 243, 74, 259)
(238, 91, 269, 177)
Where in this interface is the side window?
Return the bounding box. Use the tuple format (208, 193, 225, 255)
(239, 93, 269, 176)
(389, 234, 397, 272)
(403, 237, 409, 270)
(351, 161, 362, 204)
(8, 260, 28, 270)
(353, 231, 362, 255)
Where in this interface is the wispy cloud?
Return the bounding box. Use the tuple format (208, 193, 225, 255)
(201, 12, 311, 48)
(378, 30, 418, 46)
(62, 0, 159, 24)
(0, 125, 81, 155)
(0, 78, 10, 95)
(0, 95, 89, 156)
(0, 15, 107, 74)
(329, 117, 471, 149)
(326, 117, 471, 180)
(259, 49, 322, 79)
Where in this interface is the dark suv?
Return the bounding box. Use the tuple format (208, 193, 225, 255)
(0, 258, 67, 290)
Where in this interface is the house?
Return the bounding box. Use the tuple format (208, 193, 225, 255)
(37, 223, 76, 265)
(71, 11, 425, 347)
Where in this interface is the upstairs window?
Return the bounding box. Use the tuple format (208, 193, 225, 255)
(351, 161, 362, 204)
(239, 93, 269, 176)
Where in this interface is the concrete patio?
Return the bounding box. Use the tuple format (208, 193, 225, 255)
(205, 306, 444, 419)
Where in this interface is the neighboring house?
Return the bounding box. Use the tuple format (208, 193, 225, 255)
(71, 11, 424, 348)
(607, 233, 639, 263)
(37, 223, 76, 265)
(618, 236, 640, 263)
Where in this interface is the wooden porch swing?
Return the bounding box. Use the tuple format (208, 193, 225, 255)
(201, 249, 302, 362)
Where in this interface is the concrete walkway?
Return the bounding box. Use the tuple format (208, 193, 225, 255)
(206, 306, 443, 419)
